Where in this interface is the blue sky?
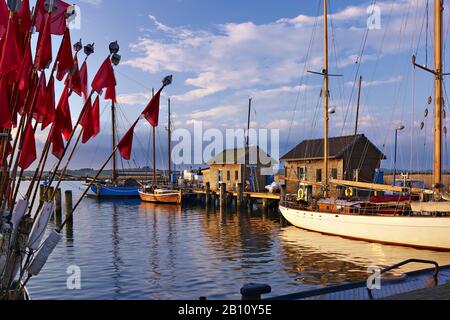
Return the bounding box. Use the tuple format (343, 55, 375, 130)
(29, 0, 450, 172)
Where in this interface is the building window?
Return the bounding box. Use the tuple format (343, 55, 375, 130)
(297, 167, 307, 180)
(227, 170, 231, 181)
(331, 168, 338, 179)
(316, 169, 322, 182)
(235, 170, 239, 180)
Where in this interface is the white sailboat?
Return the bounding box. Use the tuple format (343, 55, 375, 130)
(280, 0, 450, 251)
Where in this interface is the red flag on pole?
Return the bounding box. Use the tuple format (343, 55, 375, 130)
(55, 85, 72, 141)
(92, 96, 100, 138)
(0, 17, 21, 75)
(42, 75, 56, 130)
(34, 0, 70, 36)
(17, 42, 33, 91)
(80, 95, 93, 144)
(79, 61, 88, 100)
(18, 122, 37, 170)
(118, 123, 137, 161)
(18, 0, 32, 35)
(142, 88, 162, 127)
(33, 73, 47, 123)
(105, 86, 116, 103)
(91, 57, 116, 94)
(0, 78, 12, 129)
(50, 123, 65, 160)
(35, 13, 53, 71)
(66, 55, 82, 96)
(81, 95, 101, 144)
(56, 28, 74, 81)
(0, 0, 8, 38)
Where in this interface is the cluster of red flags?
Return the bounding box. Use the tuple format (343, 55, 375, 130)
(0, 0, 102, 171)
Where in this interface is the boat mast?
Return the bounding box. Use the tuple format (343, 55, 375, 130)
(355, 76, 362, 136)
(152, 88, 157, 185)
(434, 0, 443, 194)
(244, 98, 252, 192)
(323, 0, 330, 197)
(168, 98, 172, 184)
(111, 102, 118, 183)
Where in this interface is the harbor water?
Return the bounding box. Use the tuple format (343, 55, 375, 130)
(24, 182, 450, 300)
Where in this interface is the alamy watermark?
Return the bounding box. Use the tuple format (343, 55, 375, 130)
(171, 121, 280, 176)
(67, 265, 82, 290)
(367, 266, 382, 290)
(367, 5, 381, 30)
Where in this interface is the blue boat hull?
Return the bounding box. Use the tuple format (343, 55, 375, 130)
(88, 185, 140, 198)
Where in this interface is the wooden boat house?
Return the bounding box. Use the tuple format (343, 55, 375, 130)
(281, 134, 386, 196)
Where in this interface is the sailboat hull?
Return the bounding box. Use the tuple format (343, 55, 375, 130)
(88, 185, 140, 198)
(279, 204, 450, 250)
(139, 191, 182, 204)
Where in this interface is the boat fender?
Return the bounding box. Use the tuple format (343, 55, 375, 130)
(297, 188, 305, 201)
(28, 230, 62, 276)
(345, 188, 353, 198)
(27, 202, 54, 251)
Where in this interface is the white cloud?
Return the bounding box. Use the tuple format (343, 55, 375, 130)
(79, 0, 102, 7)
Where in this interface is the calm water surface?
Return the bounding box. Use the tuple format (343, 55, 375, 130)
(21, 182, 450, 300)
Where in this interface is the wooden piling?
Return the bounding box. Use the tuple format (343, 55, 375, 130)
(262, 198, 269, 211)
(55, 188, 62, 224)
(39, 185, 46, 205)
(65, 190, 73, 227)
(236, 183, 243, 209)
(205, 182, 211, 207)
(280, 184, 286, 203)
(219, 183, 227, 209)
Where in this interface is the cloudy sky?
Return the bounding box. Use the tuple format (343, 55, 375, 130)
(31, 0, 450, 172)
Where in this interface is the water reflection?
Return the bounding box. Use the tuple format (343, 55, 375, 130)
(21, 182, 450, 300)
(279, 226, 450, 287)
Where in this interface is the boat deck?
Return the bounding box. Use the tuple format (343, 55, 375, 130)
(265, 264, 450, 300)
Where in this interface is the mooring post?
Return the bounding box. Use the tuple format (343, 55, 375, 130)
(39, 185, 46, 205)
(55, 188, 62, 225)
(280, 184, 286, 203)
(240, 284, 272, 300)
(220, 182, 227, 209)
(65, 190, 73, 227)
(262, 198, 269, 211)
(236, 183, 243, 209)
(205, 182, 211, 207)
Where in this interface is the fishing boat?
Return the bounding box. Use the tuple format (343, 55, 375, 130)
(280, 0, 450, 251)
(86, 81, 139, 198)
(139, 186, 182, 204)
(138, 97, 181, 204)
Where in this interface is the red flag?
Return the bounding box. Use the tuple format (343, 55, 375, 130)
(0, 17, 21, 75)
(42, 75, 56, 130)
(35, 13, 52, 71)
(56, 28, 74, 81)
(66, 55, 82, 96)
(92, 96, 100, 138)
(105, 86, 116, 103)
(118, 123, 137, 160)
(18, 0, 32, 35)
(50, 123, 65, 160)
(55, 85, 73, 141)
(0, 0, 7, 38)
(33, 73, 47, 123)
(80, 95, 93, 144)
(142, 89, 162, 127)
(0, 78, 12, 129)
(92, 57, 116, 94)
(79, 61, 88, 100)
(17, 43, 33, 91)
(18, 122, 37, 170)
(81, 96, 101, 144)
(34, 0, 70, 36)
(6, 141, 13, 156)
(19, 72, 38, 115)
